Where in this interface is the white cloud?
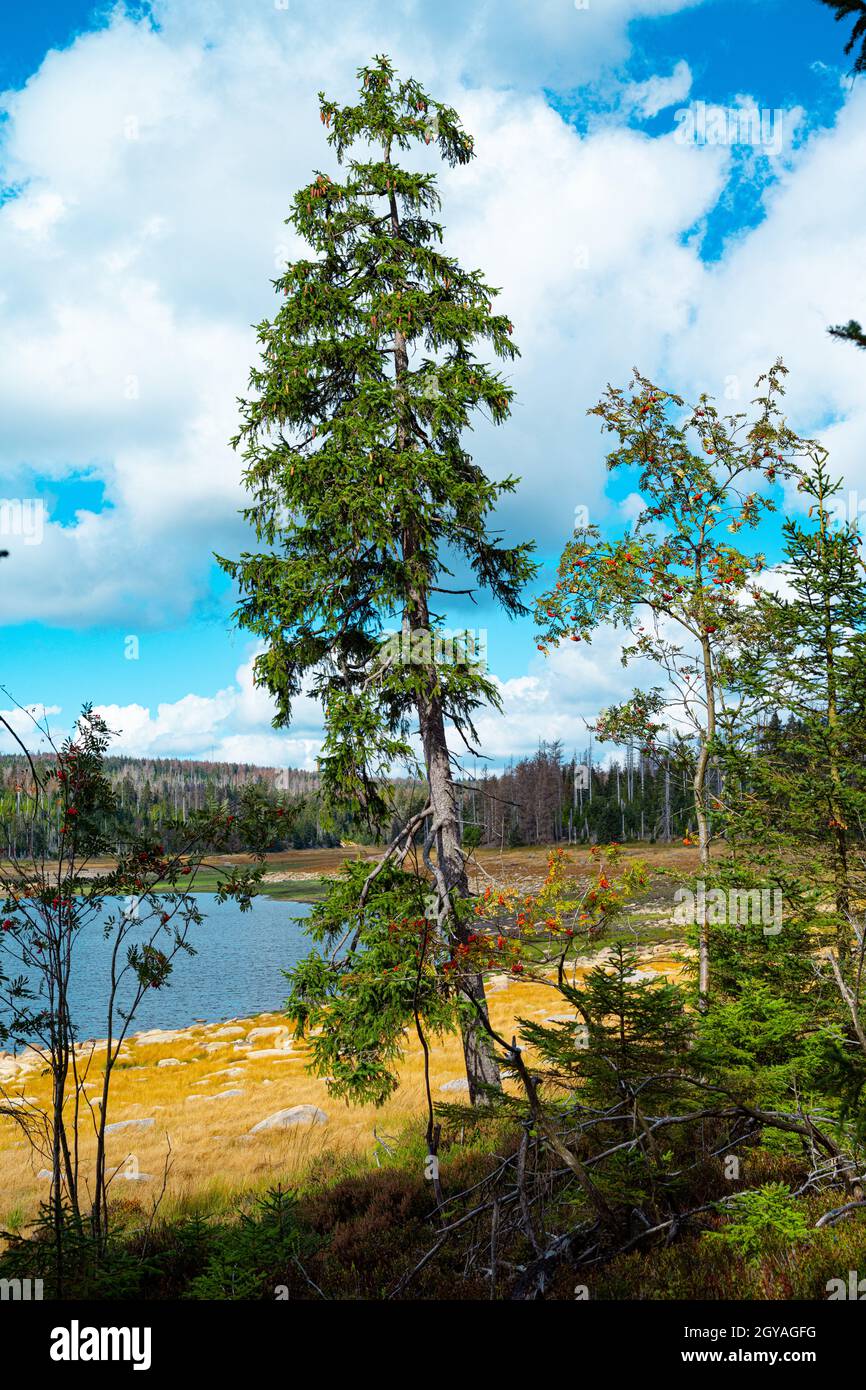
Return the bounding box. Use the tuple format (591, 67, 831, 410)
(667, 84, 866, 487)
(623, 59, 692, 118)
(89, 652, 326, 766)
(0, 704, 63, 756)
(0, 0, 719, 626)
(433, 615, 673, 770)
(619, 492, 647, 523)
(6, 189, 69, 239)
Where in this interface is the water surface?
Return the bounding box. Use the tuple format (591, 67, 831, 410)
(4, 895, 315, 1042)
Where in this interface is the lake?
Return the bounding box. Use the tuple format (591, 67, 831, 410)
(3, 895, 315, 1043)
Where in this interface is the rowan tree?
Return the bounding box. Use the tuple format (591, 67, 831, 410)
(534, 364, 812, 1004)
(219, 56, 535, 1101)
(0, 706, 275, 1284)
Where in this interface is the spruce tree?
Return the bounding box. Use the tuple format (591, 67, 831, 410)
(732, 451, 866, 953)
(829, 319, 866, 351)
(520, 942, 693, 1114)
(818, 0, 866, 73)
(219, 56, 535, 1100)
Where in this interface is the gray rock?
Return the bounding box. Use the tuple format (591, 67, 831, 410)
(157, 1057, 184, 1067)
(249, 1105, 328, 1133)
(104, 1117, 155, 1133)
(186, 1089, 244, 1104)
(439, 1078, 470, 1092)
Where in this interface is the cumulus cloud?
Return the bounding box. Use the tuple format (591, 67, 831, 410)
(0, 704, 63, 756)
(467, 626, 655, 763)
(84, 634, 649, 770)
(0, 0, 721, 627)
(90, 652, 325, 766)
(667, 83, 866, 483)
(622, 59, 692, 118)
(0, 654, 322, 768)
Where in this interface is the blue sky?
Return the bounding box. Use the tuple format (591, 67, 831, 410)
(1, 0, 864, 767)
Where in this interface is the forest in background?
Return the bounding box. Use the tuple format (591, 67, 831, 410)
(0, 730, 786, 855)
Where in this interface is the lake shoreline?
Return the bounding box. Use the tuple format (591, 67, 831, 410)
(0, 937, 691, 1065)
(0, 943, 691, 1224)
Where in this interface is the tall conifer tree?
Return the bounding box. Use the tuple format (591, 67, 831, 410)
(734, 453, 866, 954)
(219, 56, 535, 1099)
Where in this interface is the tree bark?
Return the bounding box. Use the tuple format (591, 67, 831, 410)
(412, 600, 502, 1101)
(384, 140, 500, 1101)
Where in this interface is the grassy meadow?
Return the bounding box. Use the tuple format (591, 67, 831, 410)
(0, 841, 690, 1230)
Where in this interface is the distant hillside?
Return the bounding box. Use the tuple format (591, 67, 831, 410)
(0, 754, 326, 857)
(0, 753, 319, 803)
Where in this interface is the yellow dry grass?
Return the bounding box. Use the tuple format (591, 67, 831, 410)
(0, 954, 687, 1229)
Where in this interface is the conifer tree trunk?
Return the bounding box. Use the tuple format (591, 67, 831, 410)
(397, 431, 502, 1101)
(417, 677, 502, 1098)
(388, 146, 500, 1100)
(401, 529, 501, 1100)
